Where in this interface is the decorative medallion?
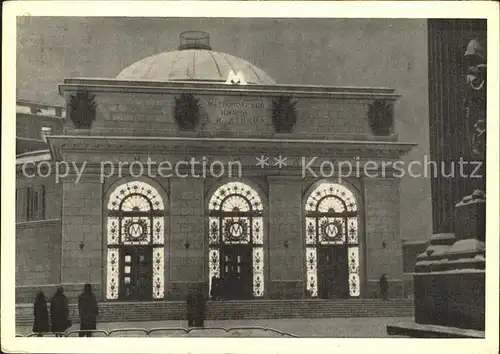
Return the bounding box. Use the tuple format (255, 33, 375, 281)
(222, 217, 250, 243)
(321, 220, 340, 239)
(125, 219, 147, 240)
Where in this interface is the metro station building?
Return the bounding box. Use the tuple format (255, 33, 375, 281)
(16, 27, 425, 303)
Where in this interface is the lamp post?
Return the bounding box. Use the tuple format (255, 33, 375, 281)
(79, 240, 91, 284)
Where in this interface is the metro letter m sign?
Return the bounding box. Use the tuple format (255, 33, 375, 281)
(225, 70, 247, 85)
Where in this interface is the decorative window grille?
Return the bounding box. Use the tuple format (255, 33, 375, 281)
(106, 181, 165, 300)
(208, 182, 265, 297)
(304, 183, 360, 298)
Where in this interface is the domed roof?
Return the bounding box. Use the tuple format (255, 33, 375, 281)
(116, 31, 276, 85)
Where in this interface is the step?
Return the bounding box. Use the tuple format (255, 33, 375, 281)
(16, 299, 413, 325)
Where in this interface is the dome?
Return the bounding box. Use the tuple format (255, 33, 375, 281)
(116, 31, 276, 85)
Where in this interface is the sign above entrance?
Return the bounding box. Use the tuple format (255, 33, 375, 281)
(202, 95, 272, 132)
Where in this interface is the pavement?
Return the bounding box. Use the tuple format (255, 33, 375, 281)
(16, 317, 414, 337)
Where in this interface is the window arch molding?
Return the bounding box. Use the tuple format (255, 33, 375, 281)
(302, 179, 362, 211)
(302, 179, 364, 298)
(204, 177, 268, 213)
(102, 177, 169, 301)
(103, 176, 170, 210)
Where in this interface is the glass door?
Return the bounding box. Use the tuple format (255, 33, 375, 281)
(120, 246, 153, 301)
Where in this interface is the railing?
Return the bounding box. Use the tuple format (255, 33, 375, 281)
(17, 326, 299, 338)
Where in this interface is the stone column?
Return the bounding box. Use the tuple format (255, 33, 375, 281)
(267, 177, 304, 299)
(363, 177, 404, 298)
(61, 175, 103, 299)
(168, 178, 205, 299)
(413, 38, 486, 332)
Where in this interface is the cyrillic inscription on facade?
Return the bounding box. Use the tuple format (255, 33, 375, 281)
(205, 97, 269, 126)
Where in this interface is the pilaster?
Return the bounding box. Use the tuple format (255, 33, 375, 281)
(168, 178, 205, 299)
(267, 176, 304, 298)
(61, 174, 103, 288)
(363, 177, 404, 298)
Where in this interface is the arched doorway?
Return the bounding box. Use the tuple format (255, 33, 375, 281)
(207, 181, 264, 299)
(304, 182, 360, 298)
(105, 181, 166, 301)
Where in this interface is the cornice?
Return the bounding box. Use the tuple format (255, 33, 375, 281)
(47, 135, 417, 162)
(267, 176, 307, 184)
(61, 128, 400, 142)
(16, 219, 62, 230)
(58, 78, 401, 101)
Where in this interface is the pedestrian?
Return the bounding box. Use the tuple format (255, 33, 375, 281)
(50, 287, 71, 336)
(78, 284, 98, 337)
(379, 274, 389, 301)
(186, 289, 197, 327)
(219, 276, 226, 300)
(33, 291, 50, 337)
(195, 288, 206, 327)
(227, 272, 237, 299)
(210, 275, 217, 300)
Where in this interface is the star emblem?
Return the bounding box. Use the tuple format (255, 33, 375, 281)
(256, 155, 269, 168)
(273, 155, 288, 168)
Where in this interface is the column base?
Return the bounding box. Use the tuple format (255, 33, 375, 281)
(414, 271, 485, 331)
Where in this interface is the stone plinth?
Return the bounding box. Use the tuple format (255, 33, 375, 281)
(454, 197, 486, 242)
(411, 193, 485, 332)
(414, 271, 485, 330)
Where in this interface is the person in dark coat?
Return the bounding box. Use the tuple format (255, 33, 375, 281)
(186, 290, 197, 327)
(226, 272, 237, 300)
(219, 276, 226, 300)
(379, 274, 389, 301)
(194, 288, 206, 327)
(33, 291, 50, 337)
(78, 284, 98, 337)
(210, 276, 218, 300)
(50, 287, 71, 336)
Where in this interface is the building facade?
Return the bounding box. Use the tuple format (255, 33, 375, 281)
(16, 19, 433, 303)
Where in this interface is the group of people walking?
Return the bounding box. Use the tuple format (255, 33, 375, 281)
(32, 283, 99, 337)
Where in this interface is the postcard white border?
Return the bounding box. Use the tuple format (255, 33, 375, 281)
(2, 1, 499, 354)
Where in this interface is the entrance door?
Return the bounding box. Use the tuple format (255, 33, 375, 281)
(317, 246, 349, 299)
(221, 246, 253, 300)
(120, 246, 153, 301)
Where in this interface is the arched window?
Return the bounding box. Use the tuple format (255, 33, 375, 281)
(208, 181, 264, 298)
(304, 182, 360, 298)
(106, 181, 165, 301)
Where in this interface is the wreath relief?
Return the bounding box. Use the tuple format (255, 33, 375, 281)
(272, 96, 299, 133)
(174, 93, 201, 130)
(68, 91, 97, 129)
(367, 100, 394, 136)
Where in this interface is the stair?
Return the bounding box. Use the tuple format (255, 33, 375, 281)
(16, 299, 413, 325)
